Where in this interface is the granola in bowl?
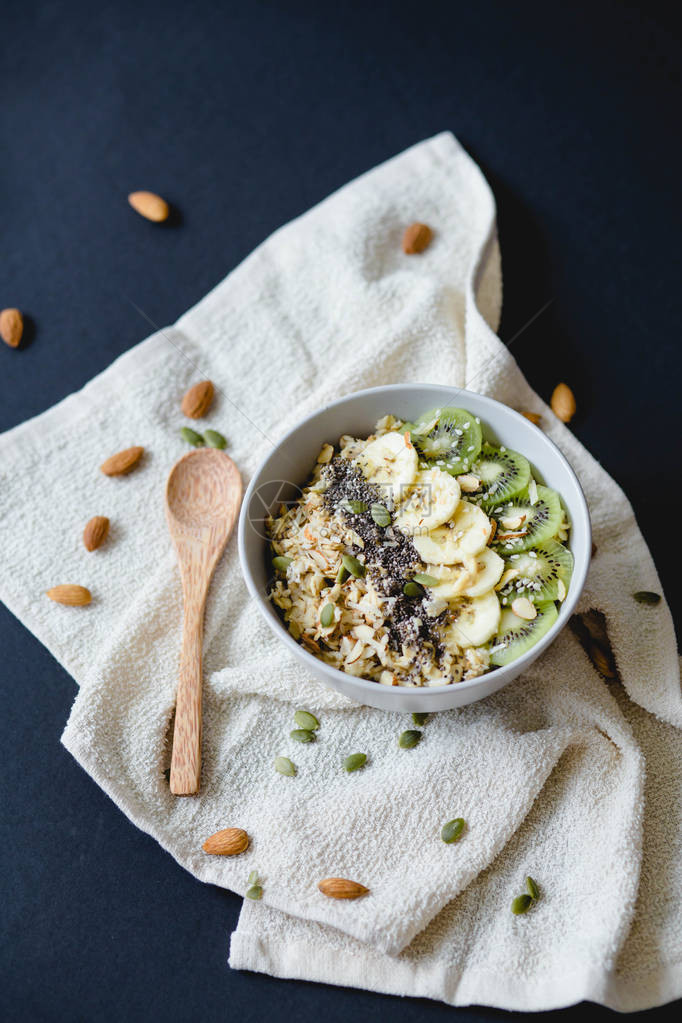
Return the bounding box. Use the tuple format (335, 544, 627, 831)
(266, 408, 572, 688)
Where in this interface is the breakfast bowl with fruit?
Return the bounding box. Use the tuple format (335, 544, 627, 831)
(238, 384, 591, 711)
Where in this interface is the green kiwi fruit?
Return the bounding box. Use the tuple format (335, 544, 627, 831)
(500, 540, 573, 602)
(492, 485, 563, 553)
(408, 407, 483, 475)
(490, 601, 559, 666)
(471, 444, 531, 508)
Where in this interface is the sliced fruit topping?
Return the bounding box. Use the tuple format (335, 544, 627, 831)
(413, 525, 460, 565)
(413, 500, 492, 564)
(394, 469, 460, 534)
(356, 431, 418, 505)
(460, 548, 505, 597)
(408, 407, 483, 475)
(445, 590, 501, 648)
(490, 601, 558, 666)
(451, 500, 494, 554)
(499, 540, 573, 602)
(492, 486, 563, 553)
(471, 445, 531, 508)
(427, 559, 477, 600)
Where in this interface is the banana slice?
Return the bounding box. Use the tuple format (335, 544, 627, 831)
(452, 501, 493, 555)
(413, 500, 492, 564)
(394, 469, 460, 534)
(460, 548, 504, 597)
(413, 525, 461, 565)
(356, 431, 418, 505)
(445, 590, 501, 648)
(426, 559, 477, 600)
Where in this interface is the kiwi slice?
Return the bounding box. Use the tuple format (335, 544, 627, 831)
(500, 540, 573, 602)
(471, 444, 531, 508)
(492, 485, 563, 553)
(408, 407, 483, 475)
(490, 601, 559, 667)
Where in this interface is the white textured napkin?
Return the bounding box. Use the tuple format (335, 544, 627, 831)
(0, 133, 680, 1011)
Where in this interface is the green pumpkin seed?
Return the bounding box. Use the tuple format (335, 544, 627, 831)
(342, 553, 365, 578)
(181, 426, 204, 447)
(526, 876, 539, 900)
(245, 884, 263, 901)
(294, 710, 320, 731)
(411, 712, 428, 726)
(336, 565, 349, 584)
(203, 429, 227, 449)
(344, 752, 367, 773)
(633, 591, 661, 605)
(441, 818, 466, 844)
(290, 729, 316, 744)
(272, 555, 293, 572)
(320, 603, 335, 628)
(403, 581, 425, 599)
(398, 729, 422, 749)
(511, 893, 533, 915)
(342, 499, 368, 514)
(274, 756, 296, 776)
(370, 503, 392, 527)
(412, 572, 439, 586)
(248, 870, 259, 885)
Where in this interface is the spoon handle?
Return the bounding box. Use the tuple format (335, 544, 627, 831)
(170, 601, 204, 795)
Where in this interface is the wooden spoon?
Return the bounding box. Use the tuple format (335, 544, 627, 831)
(165, 448, 242, 795)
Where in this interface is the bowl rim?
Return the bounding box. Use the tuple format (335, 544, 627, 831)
(238, 384, 591, 700)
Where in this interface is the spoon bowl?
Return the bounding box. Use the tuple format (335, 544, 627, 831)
(165, 448, 242, 795)
(167, 449, 239, 528)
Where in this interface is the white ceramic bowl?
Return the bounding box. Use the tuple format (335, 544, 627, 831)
(238, 385, 591, 712)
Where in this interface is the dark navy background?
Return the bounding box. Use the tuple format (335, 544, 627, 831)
(1, 1, 680, 1019)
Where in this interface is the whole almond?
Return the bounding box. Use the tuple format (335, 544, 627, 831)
(100, 446, 144, 476)
(83, 516, 110, 551)
(550, 383, 576, 423)
(402, 222, 433, 254)
(521, 410, 542, 426)
(318, 877, 370, 900)
(128, 191, 170, 222)
(0, 308, 24, 348)
(202, 827, 250, 856)
(181, 380, 214, 419)
(46, 584, 92, 606)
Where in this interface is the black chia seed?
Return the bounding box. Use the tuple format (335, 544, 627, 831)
(322, 457, 448, 666)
